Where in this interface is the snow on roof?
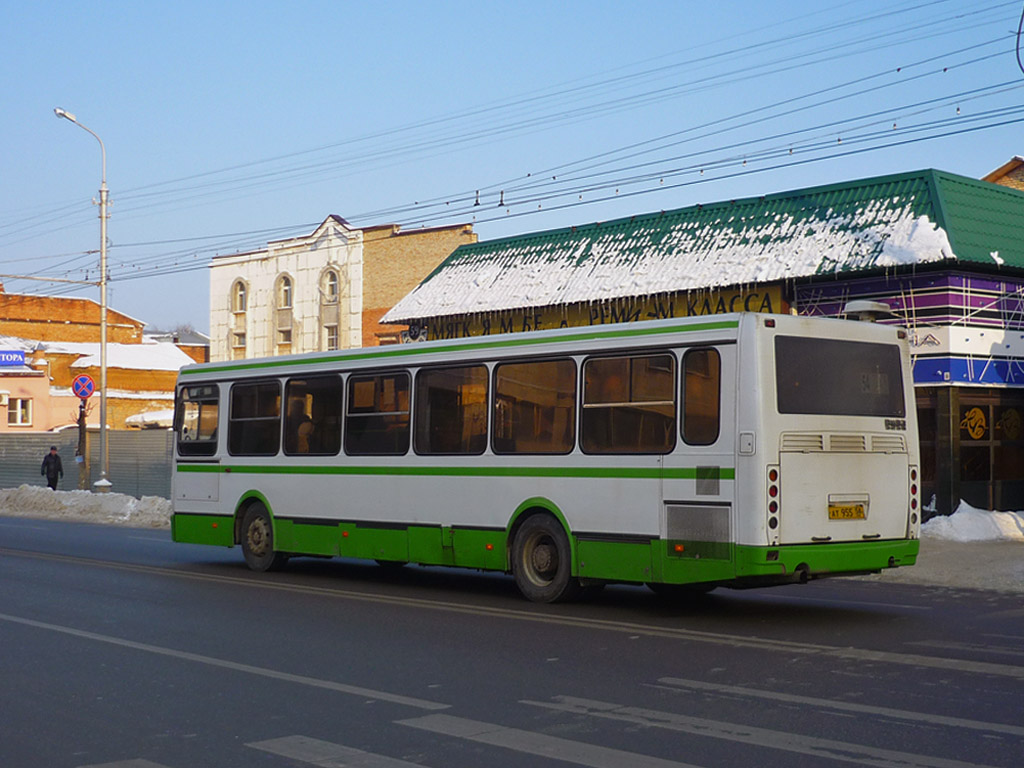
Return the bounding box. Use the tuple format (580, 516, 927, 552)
(0, 335, 194, 371)
(125, 409, 175, 427)
(383, 169, 1024, 324)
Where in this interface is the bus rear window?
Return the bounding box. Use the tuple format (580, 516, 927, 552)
(775, 336, 905, 417)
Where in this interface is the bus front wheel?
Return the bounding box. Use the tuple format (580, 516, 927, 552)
(512, 515, 580, 603)
(240, 504, 288, 572)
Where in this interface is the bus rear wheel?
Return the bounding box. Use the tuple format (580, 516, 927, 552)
(240, 504, 288, 572)
(512, 515, 580, 603)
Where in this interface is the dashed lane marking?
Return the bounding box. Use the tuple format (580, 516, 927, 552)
(0, 611, 449, 712)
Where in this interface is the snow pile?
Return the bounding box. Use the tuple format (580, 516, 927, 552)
(922, 500, 1024, 542)
(0, 485, 171, 529)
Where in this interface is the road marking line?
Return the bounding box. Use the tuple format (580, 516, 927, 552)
(398, 713, 697, 768)
(523, 696, 1006, 768)
(906, 639, 1024, 658)
(77, 760, 172, 768)
(249, 735, 424, 767)
(655, 677, 1024, 738)
(4, 547, 1024, 679)
(0, 611, 448, 712)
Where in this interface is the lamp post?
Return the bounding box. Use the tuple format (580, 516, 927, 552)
(54, 108, 111, 491)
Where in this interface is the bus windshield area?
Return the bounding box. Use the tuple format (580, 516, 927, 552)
(775, 336, 905, 417)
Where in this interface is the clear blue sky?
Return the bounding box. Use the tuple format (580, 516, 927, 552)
(2, 1, 1022, 333)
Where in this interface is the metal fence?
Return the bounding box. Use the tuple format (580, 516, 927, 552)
(0, 429, 173, 499)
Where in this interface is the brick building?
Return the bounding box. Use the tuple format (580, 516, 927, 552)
(0, 285, 201, 432)
(208, 216, 475, 360)
(983, 155, 1024, 191)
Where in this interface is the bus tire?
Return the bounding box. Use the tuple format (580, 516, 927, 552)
(512, 514, 580, 603)
(240, 504, 288, 572)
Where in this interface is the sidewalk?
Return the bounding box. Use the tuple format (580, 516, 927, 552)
(855, 536, 1024, 593)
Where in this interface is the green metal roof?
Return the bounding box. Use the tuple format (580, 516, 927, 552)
(384, 169, 1024, 323)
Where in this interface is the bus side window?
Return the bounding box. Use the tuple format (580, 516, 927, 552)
(682, 348, 721, 445)
(284, 375, 342, 455)
(581, 354, 676, 454)
(493, 359, 576, 454)
(228, 381, 281, 456)
(345, 372, 410, 455)
(176, 385, 219, 456)
(415, 365, 488, 455)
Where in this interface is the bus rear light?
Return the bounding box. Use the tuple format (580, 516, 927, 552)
(674, 544, 685, 553)
(910, 468, 918, 481)
(486, 543, 494, 551)
(766, 464, 781, 540)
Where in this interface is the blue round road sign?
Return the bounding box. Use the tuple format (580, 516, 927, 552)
(72, 374, 95, 399)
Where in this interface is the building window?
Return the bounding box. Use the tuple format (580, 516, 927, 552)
(278, 275, 293, 309)
(8, 398, 32, 426)
(325, 324, 338, 351)
(232, 332, 246, 348)
(323, 270, 339, 303)
(278, 329, 292, 345)
(232, 280, 247, 313)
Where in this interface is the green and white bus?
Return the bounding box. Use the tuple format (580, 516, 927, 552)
(171, 312, 921, 602)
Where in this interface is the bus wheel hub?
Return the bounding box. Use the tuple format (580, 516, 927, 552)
(532, 543, 554, 574)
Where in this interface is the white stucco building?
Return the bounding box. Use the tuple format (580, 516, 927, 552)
(209, 215, 477, 361)
(209, 216, 363, 361)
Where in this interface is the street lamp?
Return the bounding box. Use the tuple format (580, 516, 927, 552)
(54, 107, 111, 491)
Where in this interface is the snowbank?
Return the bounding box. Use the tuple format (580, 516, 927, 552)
(922, 500, 1024, 542)
(0, 485, 171, 529)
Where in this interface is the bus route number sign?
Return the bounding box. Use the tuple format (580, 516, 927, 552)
(72, 374, 96, 400)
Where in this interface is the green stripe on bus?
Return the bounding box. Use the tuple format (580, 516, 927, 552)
(176, 463, 735, 480)
(180, 319, 740, 376)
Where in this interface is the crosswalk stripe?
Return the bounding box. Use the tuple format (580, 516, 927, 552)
(248, 735, 424, 767)
(524, 696, 1005, 768)
(656, 676, 1024, 737)
(398, 713, 699, 768)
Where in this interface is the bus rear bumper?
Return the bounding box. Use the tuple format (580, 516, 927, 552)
(726, 539, 920, 587)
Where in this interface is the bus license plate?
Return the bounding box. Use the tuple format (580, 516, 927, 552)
(828, 504, 866, 520)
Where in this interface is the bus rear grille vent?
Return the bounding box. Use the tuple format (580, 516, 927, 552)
(780, 433, 824, 452)
(871, 435, 906, 453)
(666, 504, 731, 542)
(829, 434, 867, 452)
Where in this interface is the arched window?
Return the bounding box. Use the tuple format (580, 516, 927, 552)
(324, 270, 339, 303)
(232, 280, 247, 312)
(278, 275, 293, 309)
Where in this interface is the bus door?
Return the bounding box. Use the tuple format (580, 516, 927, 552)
(661, 345, 736, 563)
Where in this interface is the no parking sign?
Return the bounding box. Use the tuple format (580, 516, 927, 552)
(72, 374, 95, 400)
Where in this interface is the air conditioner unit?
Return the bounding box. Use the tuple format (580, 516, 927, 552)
(0, 392, 9, 406)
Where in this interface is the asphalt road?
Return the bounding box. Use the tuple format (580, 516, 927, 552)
(1, 517, 1022, 768)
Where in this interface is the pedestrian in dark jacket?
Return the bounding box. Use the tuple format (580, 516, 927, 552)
(41, 446, 63, 490)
